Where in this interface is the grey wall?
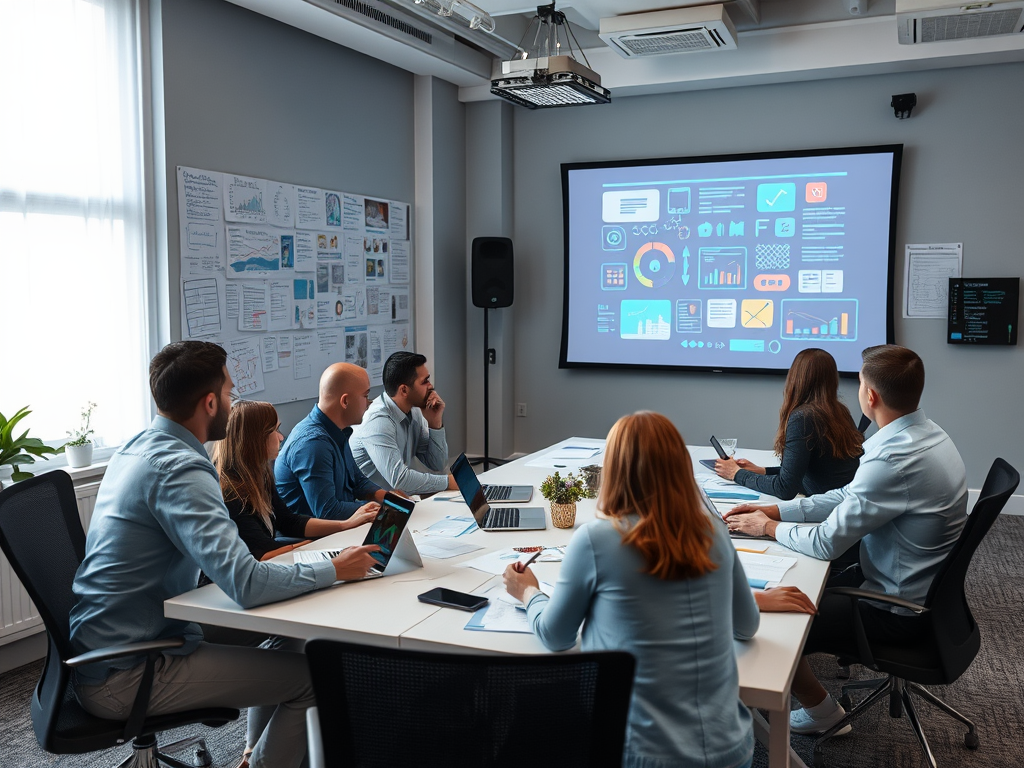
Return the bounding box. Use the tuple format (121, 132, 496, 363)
(506, 63, 1024, 487)
(426, 77, 468, 457)
(159, 0, 417, 432)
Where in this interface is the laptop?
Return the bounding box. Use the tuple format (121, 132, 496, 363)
(293, 492, 423, 578)
(698, 484, 770, 540)
(450, 454, 546, 532)
(448, 453, 533, 502)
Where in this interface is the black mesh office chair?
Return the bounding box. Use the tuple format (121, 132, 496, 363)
(305, 639, 636, 768)
(812, 458, 1020, 768)
(0, 470, 238, 768)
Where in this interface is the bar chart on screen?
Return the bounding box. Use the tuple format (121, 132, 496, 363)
(780, 299, 858, 341)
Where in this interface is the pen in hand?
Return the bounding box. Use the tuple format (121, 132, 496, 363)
(514, 550, 543, 573)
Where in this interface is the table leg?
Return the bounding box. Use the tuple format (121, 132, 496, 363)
(751, 708, 808, 768)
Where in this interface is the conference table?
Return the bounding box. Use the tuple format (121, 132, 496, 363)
(165, 437, 830, 768)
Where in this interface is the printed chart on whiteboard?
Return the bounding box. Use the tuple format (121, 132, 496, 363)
(177, 166, 413, 404)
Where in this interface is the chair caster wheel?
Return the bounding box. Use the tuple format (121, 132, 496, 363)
(196, 747, 212, 767)
(965, 731, 979, 750)
(836, 665, 851, 680)
(838, 695, 852, 711)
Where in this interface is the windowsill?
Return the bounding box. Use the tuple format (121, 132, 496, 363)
(0, 447, 116, 487)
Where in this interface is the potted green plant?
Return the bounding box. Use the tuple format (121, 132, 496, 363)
(65, 402, 97, 469)
(539, 470, 588, 529)
(0, 407, 64, 489)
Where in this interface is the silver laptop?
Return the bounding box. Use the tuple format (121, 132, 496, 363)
(451, 454, 546, 531)
(698, 485, 770, 540)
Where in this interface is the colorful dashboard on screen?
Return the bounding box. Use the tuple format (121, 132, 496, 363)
(559, 146, 901, 375)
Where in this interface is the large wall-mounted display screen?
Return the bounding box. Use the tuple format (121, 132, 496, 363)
(559, 146, 901, 376)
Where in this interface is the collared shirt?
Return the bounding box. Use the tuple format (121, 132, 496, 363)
(775, 409, 968, 606)
(350, 392, 449, 495)
(69, 416, 337, 685)
(274, 405, 381, 520)
(526, 517, 758, 768)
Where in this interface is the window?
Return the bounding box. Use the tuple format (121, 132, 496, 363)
(0, 0, 150, 459)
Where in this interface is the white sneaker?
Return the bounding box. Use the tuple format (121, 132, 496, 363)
(789, 700, 853, 736)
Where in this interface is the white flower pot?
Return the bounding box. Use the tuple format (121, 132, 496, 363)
(65, 443, 94, 468)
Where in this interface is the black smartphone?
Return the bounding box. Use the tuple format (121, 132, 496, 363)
(709, 436, 729, 459)
(417, 587, 489, 612)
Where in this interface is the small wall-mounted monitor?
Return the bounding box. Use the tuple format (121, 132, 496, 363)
(948, 278, 1019, 346)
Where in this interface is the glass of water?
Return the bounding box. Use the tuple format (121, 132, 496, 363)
(719, 438, 737, 458)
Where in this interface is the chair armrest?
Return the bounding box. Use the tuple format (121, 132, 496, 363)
(66, 637, 186, 668)
(825, 587, 929, 615)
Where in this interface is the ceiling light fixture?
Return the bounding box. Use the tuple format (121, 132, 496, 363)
(490, 3, 611, 109)
(413, 0, 495, 33)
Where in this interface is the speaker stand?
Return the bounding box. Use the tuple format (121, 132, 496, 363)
(469, 307, 507, 472)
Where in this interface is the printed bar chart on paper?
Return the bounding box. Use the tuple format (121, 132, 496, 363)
(780, 299, 858, 341)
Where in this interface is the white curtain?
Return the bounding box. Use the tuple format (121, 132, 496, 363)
(0, 0, 150, 451)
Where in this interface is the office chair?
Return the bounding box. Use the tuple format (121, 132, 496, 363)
(305, 639, 636, 768)
(857, 413, 871, 433)
(812, 458, 1020, 768)
(0, 470, 238, 768)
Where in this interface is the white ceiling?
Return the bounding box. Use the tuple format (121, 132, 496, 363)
(227, 0, 1024, 100)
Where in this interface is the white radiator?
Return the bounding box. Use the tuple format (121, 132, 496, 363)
(0, 480, 101, 645)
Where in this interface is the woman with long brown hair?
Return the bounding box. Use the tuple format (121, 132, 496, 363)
(715, 348, 863, 500)
(504, 412, 815, 768)
(217, 400, 377, 561)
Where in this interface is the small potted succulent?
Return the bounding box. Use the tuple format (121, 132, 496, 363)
(0, 407, 64, 489)
(65, 402, 98, 469)
(540, 470, 588, 529)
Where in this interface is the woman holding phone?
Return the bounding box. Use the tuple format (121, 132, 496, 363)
(504, 411, 815, 768)
(715, 348, 863, 500)
(216, 400, 378, 560)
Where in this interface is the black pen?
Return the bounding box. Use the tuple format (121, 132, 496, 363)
(514, 549, 543, 573)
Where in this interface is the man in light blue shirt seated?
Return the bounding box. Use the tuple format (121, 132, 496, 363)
(726, 344, 967, 736)
(69, 341, 380, 768)
(350, 351, 458, 496)
(275, 362, 389, 520)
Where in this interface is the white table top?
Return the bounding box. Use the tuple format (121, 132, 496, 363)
(165, 436, 829, 711)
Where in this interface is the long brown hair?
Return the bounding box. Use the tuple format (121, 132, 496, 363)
(599, 411, 715, 580)
(215, 400, 279, 524)
(775, 348, 863, 460)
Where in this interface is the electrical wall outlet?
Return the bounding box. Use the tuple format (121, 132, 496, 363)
(515, 403, 527, 417)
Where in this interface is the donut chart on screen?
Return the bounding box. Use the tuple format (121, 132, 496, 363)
(633, 242, 675, 288)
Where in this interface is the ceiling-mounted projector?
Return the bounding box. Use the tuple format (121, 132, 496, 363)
(599, 5, 738, 58)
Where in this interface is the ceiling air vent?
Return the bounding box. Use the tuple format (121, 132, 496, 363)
(599, 5, 738, 59)
(896, 1, 1024, 44)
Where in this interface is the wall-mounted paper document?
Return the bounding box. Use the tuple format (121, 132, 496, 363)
(904, 243, 962, 318)
(227, 337, 266, 396)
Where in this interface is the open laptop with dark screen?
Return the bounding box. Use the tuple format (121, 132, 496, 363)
(451, 454, 546, 531)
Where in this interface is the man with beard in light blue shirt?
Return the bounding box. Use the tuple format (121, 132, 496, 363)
(725, 345, 967, 736)
(70, 341, 380, 768)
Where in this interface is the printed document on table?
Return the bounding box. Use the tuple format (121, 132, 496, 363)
(413, 537, 483, 560)
(737, 551, 797, 589)
(465, 596, 533, 634)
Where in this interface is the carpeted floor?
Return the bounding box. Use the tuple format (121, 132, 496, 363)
(3, 516, 1023, 768)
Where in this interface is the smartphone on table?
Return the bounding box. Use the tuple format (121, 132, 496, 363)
(417, 587, 489, 612)
(699, 436, 730, 470)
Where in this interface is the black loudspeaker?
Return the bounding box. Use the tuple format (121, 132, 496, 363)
(472, 237, 514, 308)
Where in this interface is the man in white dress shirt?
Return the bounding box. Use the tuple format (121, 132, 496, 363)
(350, 352, 458, 496)
(726, 345, 968, 735)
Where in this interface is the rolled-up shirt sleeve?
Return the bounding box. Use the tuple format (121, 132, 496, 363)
(775, 455, 908, 561)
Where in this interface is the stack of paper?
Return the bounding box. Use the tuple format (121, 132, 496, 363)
(419, 516, 477, 537)
(737, 551, 798, 589)
(412, 536, 483, 560)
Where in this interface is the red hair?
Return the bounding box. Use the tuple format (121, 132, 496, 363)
(599, 411, 715, 580)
